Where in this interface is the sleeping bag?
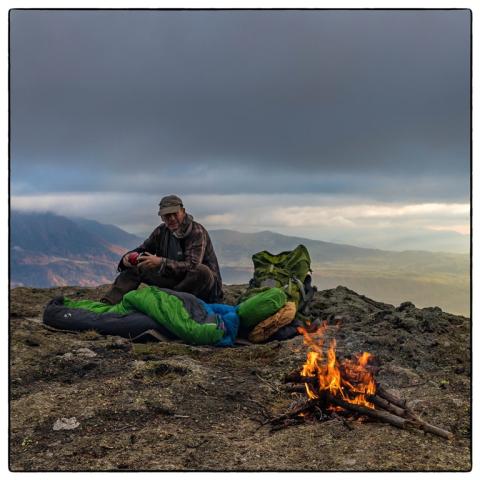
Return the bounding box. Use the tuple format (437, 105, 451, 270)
(43, 286, 239, 346)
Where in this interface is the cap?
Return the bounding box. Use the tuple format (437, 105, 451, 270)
(158, 194, 183, 216)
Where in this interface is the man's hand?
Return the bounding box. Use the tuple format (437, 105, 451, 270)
(122, 253, 134, 268)
(137, 252, 164, 270)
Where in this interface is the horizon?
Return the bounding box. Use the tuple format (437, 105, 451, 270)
(11, 209, 470, 255)
(10, 9, 471, 255)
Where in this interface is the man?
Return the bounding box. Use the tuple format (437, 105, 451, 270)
(101, 195, 223, 305)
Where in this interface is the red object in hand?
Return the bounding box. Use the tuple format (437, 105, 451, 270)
(128, 252, 140, 265)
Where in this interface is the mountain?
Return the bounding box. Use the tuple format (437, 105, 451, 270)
(9, 214, 470, 315)
(209, 229, 470, 316)
(210, 230, 468, 263)
(10, 211, 143, 288)
(210, 229, 381, 264)
(210, 228, 469, 274)
(71, 217, 143, 250)
(362, 230, 469, 254)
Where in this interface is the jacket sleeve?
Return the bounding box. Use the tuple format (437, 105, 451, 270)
(117, 230, 158, 272)
(162, 225, 207, 275)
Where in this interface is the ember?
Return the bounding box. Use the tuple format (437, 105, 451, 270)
(272, 321, 454, 440)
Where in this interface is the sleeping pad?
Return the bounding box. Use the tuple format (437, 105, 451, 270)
(43, 286, 239, 346)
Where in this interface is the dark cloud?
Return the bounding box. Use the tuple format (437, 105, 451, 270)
(10, 9, 470, 201)
(11, 161, 468, 204)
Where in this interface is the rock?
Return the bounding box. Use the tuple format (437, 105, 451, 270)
(60, 348, 96, 360)
(52, 417, 80, 431)
(397, 301, 415, 312)
(107, 338, 131, 351)
(392, 316, 417, 333)
(75, 348, 97, 358)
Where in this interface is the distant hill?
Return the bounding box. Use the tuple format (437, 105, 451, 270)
(209, 228, 469, 274)
(209, 229, 470, 316)
(10, 211, 143, 288)
(9, 213, 470, 315)
(71, 217, 143, 250)
(364, 230, 469, 254)
(209, 229, 380, 264)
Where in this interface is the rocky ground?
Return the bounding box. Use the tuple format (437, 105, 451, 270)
(9, 284, 471, 472)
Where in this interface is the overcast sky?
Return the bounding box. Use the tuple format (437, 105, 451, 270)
(9, 9, 471, 251)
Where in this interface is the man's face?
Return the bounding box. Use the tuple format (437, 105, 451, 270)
(161, 209, 186, 232)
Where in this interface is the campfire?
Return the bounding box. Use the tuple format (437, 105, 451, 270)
(269, 321, 453, 440)
(298, 321, 377, 409)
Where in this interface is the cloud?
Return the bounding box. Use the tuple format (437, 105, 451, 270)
(10, 163, 470, 204)
(203, 213, 237, 226)
(10, 10, 470, 199)
(9, 10, 471, 253)
(11, 191, 469, 241)
(426, 224, 470, 235)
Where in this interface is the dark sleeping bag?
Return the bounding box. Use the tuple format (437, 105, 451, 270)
(43, 286, 239, 346)
(43, 296, 176, 341)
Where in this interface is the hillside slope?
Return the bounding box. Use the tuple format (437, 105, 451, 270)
(10, 212, 142, 288)
(9, 284, 470, 471)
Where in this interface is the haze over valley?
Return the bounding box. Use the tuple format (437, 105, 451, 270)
(10, 212, 470, 317)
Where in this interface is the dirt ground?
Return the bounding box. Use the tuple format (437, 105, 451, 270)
(9, 284, 471, 471)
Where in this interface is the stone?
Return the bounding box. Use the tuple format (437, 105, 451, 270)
(75, 348, 97, 358)
(53, 417, 80, 431)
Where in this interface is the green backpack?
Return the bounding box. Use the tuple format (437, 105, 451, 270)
(238, 244, 317, 314)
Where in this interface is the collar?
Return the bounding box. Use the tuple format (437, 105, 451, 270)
(173, 213, 194, 239)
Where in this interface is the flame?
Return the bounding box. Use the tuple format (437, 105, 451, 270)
(298, 322, 376, 410)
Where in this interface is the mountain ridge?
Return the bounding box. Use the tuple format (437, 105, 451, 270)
(210, 228, 469, 256)
(9, 211, 470, 315)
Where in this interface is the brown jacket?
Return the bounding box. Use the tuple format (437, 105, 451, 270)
(120, 214, 223, 301)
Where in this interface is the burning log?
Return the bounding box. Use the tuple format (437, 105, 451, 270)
(268, 398, 320, 425)
(327, 393, 453, 440)
(325, 393, 408, 429)
(281, 381, 454, 440)
(284, 369, 304, 384)
(283, 377, 454, 439)
(278, 322, 455, 440)
(365, 394, 406, 417)
(285, 384, 307, 393)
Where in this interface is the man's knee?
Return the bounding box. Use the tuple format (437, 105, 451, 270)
(188, 264, 214, 285)
(116, 265, 141, 278)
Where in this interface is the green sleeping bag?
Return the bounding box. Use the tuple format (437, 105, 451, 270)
(237, 287, 287, 329)
(64, 286, 225, 345)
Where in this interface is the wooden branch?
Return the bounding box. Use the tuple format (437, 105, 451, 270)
(285, 384, 306, 393)
(268, 399, 319, 425)
(376, 384, 408, 409)
(284, 369, 303, 383)
(331, 412, 355, 431)
(325, 393, 408, 429)
(366, 394, 406, 417)
(270, 417, 304, 432)
(404, 411, 454, 440)
(327, 393, 453, 440)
